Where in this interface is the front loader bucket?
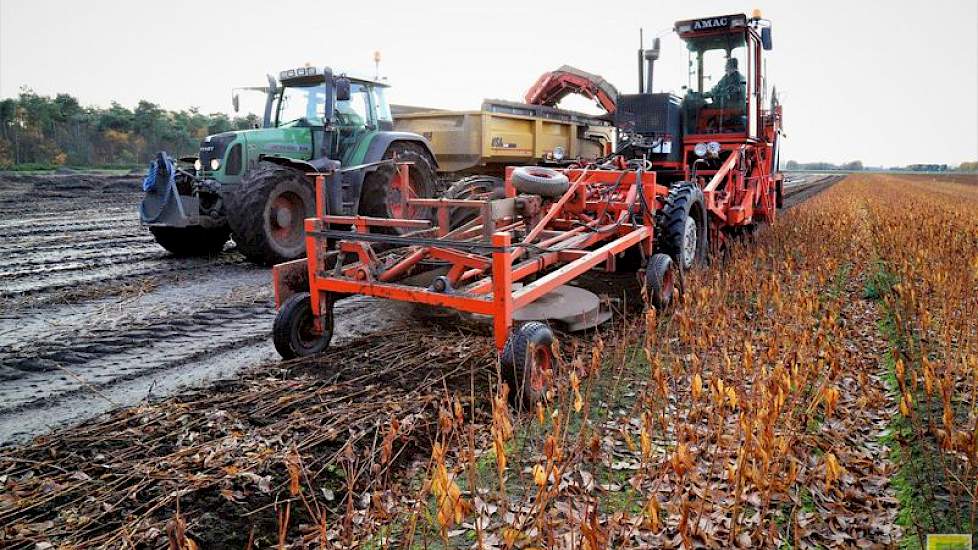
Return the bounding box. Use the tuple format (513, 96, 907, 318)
(139, 152, 190, 227)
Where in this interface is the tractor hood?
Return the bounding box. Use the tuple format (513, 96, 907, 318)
(197, 132, 237, 172)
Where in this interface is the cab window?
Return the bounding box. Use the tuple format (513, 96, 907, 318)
(275, 83, 327, 127)
(335, 83, 371, 128)
(371, 86, 393, 123)
(683, 33, 748, 134)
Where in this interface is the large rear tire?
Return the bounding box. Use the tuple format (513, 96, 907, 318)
(657, 182, 708, 272)
(226, 162, 314, 266)
(360, 143, 436, 231)
(149, 226, 228, 257)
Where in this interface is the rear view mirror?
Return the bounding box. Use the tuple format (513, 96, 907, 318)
(232, 93, 240, 113)
(335, 77, 351, 102)
(761, 27, 773, 50)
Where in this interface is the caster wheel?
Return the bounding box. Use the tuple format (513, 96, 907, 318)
(501, 321, 556, 407)
(644, 253, 677, 310)
(273, 292, 333, 359)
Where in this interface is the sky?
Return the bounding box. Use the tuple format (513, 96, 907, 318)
(1, 0, 976, 167)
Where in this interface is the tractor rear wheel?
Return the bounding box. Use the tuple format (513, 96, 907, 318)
(443, 175, 505, 230)
(273, 292, 333, 359)
(227, 162, 314, 265)
(149, 226, 229, 257)
(644, 253, 677, 310)
(658, 182, 708, 271)
(501, 321, 556, 408)
(360, 143, 436, 229)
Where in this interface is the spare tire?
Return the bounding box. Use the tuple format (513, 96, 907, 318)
(511, 167, 569, 198)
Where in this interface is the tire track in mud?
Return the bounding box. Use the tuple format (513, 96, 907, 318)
(0, 299, 275, 407)
(0, 253, 245, 302)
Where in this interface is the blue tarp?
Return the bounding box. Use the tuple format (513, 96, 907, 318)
(142, 153, 175, 192)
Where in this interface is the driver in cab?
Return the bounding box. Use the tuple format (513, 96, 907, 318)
(706, 57, 746, 109)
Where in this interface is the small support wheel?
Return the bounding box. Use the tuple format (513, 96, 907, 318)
(500, 321, 556, 407)
(273, 292, 333, 359)
(644, 253, 677, 311)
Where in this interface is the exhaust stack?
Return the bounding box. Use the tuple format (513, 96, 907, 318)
(644, 38, 660, 94)
(637, 29, 645, 94)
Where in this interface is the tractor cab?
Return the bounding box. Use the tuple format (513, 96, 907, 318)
(271, 68, 394, 165)
(141, 65, 438, 265)
(675, 13, 772, 143)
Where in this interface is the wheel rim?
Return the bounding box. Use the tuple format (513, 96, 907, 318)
(527, 344, 553, 394)
(269, 190, 305, 249)
(661, 265, 675, 305)
(293, 303, 323, 352)
(388, 167, 421, 219)
(682, 215, 697, 269)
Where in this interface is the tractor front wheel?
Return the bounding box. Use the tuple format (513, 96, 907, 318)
(658, 182, 708, 271)
(501, 321, 556, 408)
(227, 162, 314, 265)
(273, 292, 333, 359)
(149, 226, 229, 257)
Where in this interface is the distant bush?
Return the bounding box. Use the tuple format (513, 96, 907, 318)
(0, 87, 260, 169)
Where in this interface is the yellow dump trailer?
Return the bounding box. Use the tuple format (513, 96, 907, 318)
(392, 100, 613, 176)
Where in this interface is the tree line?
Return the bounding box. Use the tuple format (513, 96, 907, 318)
(0, 88, 260, 170)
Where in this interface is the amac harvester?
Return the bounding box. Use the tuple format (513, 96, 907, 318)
(270, 12, 783, 404)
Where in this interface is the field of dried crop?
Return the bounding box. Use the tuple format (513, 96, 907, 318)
(1, 173, 975, 548)
(386, 174, 977, 549)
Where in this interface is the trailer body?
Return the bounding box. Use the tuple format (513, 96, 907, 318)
(393, 100, 613, 176)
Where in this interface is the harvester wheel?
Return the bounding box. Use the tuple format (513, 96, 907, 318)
(149, 226, 229, 257)
(443, 175, 505, 229)
(644, 253, 677, 310)
(658, 182, 708, 271)
(273, 292, 333, 359)
(501, 321, 556, 408)
(227, 162, 314, 265)
(360, 144, 436, 230)
(511, 167, 570, 198)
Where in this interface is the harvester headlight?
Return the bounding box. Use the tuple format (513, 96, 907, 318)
(210, 158, 221, 171)
(693, 142, 708, 157)
(552, 146, 565, 161)
(194, 159, 202, 171)
(707, 141, 721, 156)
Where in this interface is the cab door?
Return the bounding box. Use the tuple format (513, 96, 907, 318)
(748, 34, 761, 138)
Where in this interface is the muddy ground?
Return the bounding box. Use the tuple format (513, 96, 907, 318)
(0, 172, 836, 445)
(0, 173, 417, 444)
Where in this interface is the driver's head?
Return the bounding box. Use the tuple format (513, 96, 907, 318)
(725, 57, 739, 74)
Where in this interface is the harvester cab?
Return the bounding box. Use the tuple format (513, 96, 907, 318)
(615, 12, 782, 179)
(139, 65, 438, 265)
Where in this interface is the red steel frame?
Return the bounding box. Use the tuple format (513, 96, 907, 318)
(295, 166, 668, 351)
(273, 13, 785, 355)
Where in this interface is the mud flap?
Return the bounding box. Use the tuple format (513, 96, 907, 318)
(272, 258, 309, 307)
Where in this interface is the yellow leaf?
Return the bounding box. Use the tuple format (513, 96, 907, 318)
(533, 464, 547, 487)
(692, 373, 703, 400)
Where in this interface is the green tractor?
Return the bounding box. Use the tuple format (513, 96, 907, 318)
(139, 66, 438, 265)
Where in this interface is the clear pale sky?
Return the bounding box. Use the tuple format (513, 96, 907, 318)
(1, 0, 975, 167)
